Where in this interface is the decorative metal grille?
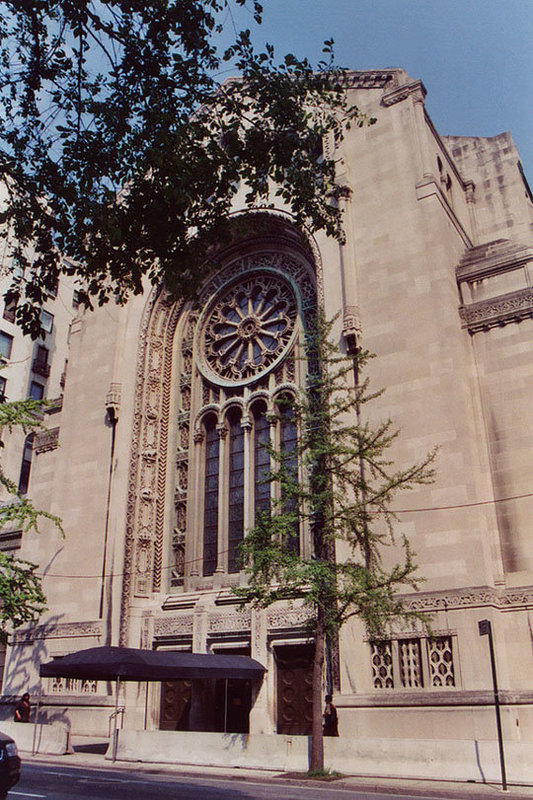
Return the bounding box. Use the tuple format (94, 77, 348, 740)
(371, 640, 394, 688)
(49, 677, 98, 694)
(399, 638, 423, 687)
(428, 635, 455, 687)
(201, 273, 297, 383)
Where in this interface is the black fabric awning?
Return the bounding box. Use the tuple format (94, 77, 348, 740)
(39, 646, 266, 682)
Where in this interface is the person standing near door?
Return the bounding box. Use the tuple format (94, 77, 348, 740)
(323, 693, 339, 736)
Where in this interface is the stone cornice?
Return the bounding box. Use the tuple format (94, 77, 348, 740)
(382, 78, 426, 107)
(399, 585, 533, 612)
(456, 239, 533, 282)
(339, 689, 533, 708)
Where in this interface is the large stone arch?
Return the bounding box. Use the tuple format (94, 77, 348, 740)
(119, 211, 322, 645)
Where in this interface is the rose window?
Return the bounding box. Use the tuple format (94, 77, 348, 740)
(199, 273, 298, 384)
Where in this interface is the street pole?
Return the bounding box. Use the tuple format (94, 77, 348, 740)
(478, 619, 507, 791)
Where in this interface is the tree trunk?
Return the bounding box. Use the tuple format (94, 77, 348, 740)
(309, 611, 325, 772)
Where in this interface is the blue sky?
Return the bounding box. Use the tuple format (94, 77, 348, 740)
(232, 0, 532, 180)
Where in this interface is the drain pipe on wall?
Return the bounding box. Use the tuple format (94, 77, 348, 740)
(99, 385, 120, 641)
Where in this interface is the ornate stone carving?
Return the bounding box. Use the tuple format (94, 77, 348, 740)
(198, 272, 298, 385)
(209, 612, 251, 633)
(12, 620, 102, 644)
(459, 288, 533, 332)
(153, 615, 194, 637)
(267, 607, 315, 630)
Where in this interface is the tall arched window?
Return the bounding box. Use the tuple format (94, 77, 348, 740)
(173, 245, 317, 590)
(279, 397, 299, 553)
(253, 402, 270, 522)
(203, 415, 219, 576)
(228, 409, 245, 573)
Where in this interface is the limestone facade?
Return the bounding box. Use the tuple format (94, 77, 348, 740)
(4, 68, 533, 754)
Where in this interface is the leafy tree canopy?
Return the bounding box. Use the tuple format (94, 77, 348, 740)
(0, 0, 369, 336)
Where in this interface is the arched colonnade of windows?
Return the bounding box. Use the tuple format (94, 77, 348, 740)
(197, 394, 298, 577)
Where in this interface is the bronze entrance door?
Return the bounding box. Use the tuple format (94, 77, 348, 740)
(160, 679, 192, 730)
(275, 644, 314, 735)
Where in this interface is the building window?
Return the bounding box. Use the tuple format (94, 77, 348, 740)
(40, 310, 54, 334)
(371, 640, 394, 689)
(72, 290, 81, 309)
(371, 635, 457, 689)
(279, 397, 299, 553)
(29, 381, 45, 400)
(178, 250, 317, 589)
(0, 376, 6, 403)
(228, 409, 245, 573)
(32, 345, 50, 378)
(0, 331, 13, 360)
(3, 298, 16, 324)
(427, 635, 455, 687)
(253, 402, 270, 522)
(18, 434, 34, 495)
(202, 416, 219, 577)
(399, 638, 423, 688)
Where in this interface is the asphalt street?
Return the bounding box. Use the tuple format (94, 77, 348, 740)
(9, 762, 469, 800)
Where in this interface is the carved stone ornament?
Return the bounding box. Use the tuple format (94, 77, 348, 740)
(459, 288, 533, 333)
(197, 272, 298, 386)
(267, 607, 315, 630)
(209, 611, 251, 633)
(12, 620, 102, 644)
(153, 615, 194, 637)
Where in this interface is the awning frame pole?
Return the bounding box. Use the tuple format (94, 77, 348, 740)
(224, 678, 228, 734)
(112, 676, 120, 762)
(32, 677, 42, 756)
(143, 680, 149, 731)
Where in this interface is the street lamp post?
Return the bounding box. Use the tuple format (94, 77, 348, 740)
(478, 618, 507, 791)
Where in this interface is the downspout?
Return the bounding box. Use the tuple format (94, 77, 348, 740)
(99, 386, 120, 643)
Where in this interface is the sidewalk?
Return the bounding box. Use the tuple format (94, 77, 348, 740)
(22, 740, 533, 800)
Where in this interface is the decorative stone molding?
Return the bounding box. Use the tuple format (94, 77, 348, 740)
(344, 69, 402, 91)
(34, 427, 60, 455)
(267, 607, 315, 630)
(12, 620, 102, 644)
(120, 287, 184, 644)
(153, 615, 194, 637)
(400, 585, 533, 613)
(209, 611, 251, 633)
(459, 288, 533, 332)
(456, 239, 533, 333)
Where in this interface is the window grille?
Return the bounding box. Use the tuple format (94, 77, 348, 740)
(372, 635, 457, 690)
(428, 635, 455, 687)
(399, 638, 423, 687)
(371, 641, 394, 688)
